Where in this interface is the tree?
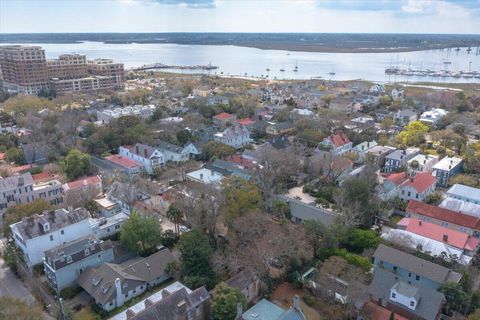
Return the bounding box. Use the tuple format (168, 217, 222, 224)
(120, 211, 162, 255)
(450, 174, 478, 188)
(304, 220, 336, 258)
(161, 230, 180, 249)
(0, 296, 44, 320)
(440, 282, 470, 315)
(166, 204, 183, 235)
(211, 283, 247, 320)
(222, 177, 262, 221)
(321, 94, 336, 107)
(396, 121, 429, 146)
(199, 141, 235, 161)
(177, 228, 216, 289)
(6, 147, 25, 165)
(61, 149, 91, 181)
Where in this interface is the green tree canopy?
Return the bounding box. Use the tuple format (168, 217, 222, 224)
(222, 177, 262, 221)
(396, 121, 429, 146)
(211, 282, 247, 320)
(120, 211, 162, 255)
(177, 228, 216, 289)
(3, 199, 53, 236)
(199, 141, 235, 161)
(61, 149, 91, 181)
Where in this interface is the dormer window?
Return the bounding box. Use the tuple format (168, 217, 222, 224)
(43, 222, 50, 232)
(410, 300, 415, 307)
(66, 256, 72, 264)
(85, 249, 90, 256)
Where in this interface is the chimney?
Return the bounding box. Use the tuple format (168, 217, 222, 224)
(126, 309, 136, 319)
(162, 289, 171, 298)
(418, 220, 422, 226)
(145, 298, 154, 308)
(115, 278, 124, 307)
(443, 234, 448, 242)
(235, 303, 243, 320)
(136, 145, 139, 155)
(293, 295, 300, 310)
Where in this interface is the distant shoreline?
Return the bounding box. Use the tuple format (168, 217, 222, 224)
(1, 33, 480, 54)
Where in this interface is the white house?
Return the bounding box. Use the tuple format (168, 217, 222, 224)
(398, 172, 437, 202)
(119, 143, 164, 175)
(352, 140, 377, 162)
(419, 108, 448, 125)
(407, 154, 439, 174)
(157, 140, 190, 163)
(10, 208, 94, 266)
(186, 168, 224, 185)
(393, 109, 417, 126)
(446, 184, 480, 205)
(319, 132, 352, 155)
(214, 126, 251, 149)
(369, 83, 385, 94)
(391, 88, 405, 100)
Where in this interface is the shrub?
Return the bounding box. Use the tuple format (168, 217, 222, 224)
(60, 286, 82, 300)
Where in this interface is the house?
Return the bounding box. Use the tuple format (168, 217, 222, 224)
(352, 140, 378, 163)
(10, 207, 93, 266)
(0, 173, 64, 218)
(225, 269, 260, 304)
(269, 135, 292, 150)
(368, 267, 445, 320)
(446, 184, 480, 205)
(384, 148, 420, 173)
(240, 295, 307, 320)
(105, 154, 143, 176)
(398, 172, 436, 202)
(395, 217, 479, 264)
(407, 154, 439, 173)
(20, 143, 48, 165)
(186, 168, 224, 185)
(96, 105, 156, 124)
(366, 145, 397, 167)
(213, 112, 236, 128)
(214, 126, 251, 149)
(391, 88, 405, 100)
(119, 144, 164, 175)
(369, 83, 386, 93)
(63, 175, 102, 197)
(110, 282, 210, 320)
(291, 108, 314, 119)
(44, 236, 114, 292)
(372, 244, 461, 290)
(406, 200, 480, 237)
(393, 109, 417, 126)
(375, 110, 391, 121)
(77, 249, 176, 312)
(92, 211, 129, 239)
(94, 197, 121, 217)
(207, 159, 253, 181)
(360, 302, 409, 320)
(157, 140, 190, 163)
(319, 132, 353, 155)
(419, 108, 448, 126)
(235, 118, 257, 130)
(431, 156, 463, 188)
(266, 121, 294, 136)
(207, 95, 229, 106)
(276, 196, 337, 226)
(440, 197, 480, 218)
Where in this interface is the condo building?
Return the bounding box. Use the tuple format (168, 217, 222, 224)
(0, 45, 124, 95)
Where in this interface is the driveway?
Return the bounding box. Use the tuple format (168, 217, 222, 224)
(0, 258, 35, 304)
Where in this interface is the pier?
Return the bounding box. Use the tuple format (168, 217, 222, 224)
(385, 67, 480, 79)
(132, 62, 219, 71)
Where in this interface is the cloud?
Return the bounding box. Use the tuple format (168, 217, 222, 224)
(152, 0, 217, 8)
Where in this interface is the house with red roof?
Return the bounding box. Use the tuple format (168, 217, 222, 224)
(406, 200, 480, 236)
(213, 112, 236, 128)
(63, 175, 102, 196)
(319, 132, 352, 155)
(398, 172, 436, 202)
(105, 154, 142, 176)
(235, 118, 256, 129)
(397, 217, 479, 255)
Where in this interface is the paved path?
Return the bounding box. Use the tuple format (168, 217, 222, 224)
(0, 257, 35, 304)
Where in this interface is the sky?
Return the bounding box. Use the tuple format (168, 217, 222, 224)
(1, 0, 479, 34)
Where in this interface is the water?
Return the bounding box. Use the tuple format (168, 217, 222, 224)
(5, 41, 480, 83)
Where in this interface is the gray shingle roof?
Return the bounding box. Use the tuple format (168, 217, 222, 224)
(157, 140, 185, 153)
(373, 244, 461, 285)
(0, 173, 34, 191)
(276, 196, 337, 226)
(369, 268, 445, 320)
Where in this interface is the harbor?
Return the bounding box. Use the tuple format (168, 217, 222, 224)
(385, 67, 480, 79)
(133, 62, 218, 71)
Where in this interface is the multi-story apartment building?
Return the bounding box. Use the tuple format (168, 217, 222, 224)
(0, 173, 64, 218)
(47, 54, 88, 79)
(87, 58, 125, 88)
(10, 207, 93, 266)
(0, 45, 125, 95)
(44, 236, 114, 292)
(0, 45, 49, 94)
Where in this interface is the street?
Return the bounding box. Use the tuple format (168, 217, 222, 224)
(0, 257, 35, 304)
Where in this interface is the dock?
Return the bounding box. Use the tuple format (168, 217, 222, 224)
(132, 63, 219, 71)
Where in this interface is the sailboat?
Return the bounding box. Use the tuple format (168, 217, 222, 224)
(293, 60, 298, 72)
(280, 64, 285, 72)
(329, 65, 335, 76)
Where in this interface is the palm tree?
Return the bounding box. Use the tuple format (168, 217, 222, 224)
(166, 204, 182, 235)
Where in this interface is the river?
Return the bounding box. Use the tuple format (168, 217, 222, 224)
(5, 41, 480, 83)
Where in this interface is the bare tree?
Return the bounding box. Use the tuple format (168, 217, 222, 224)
(64, 185, 100, 209)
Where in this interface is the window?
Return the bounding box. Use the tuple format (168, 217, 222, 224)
(393, 266, 397, 273)
(85, 249, 90, 256)
(50, 235, 54, 241)
(410, 301, 414, 307)
(391, 292, 396, 298)
(61, 230, 64, 235)
(66, 256, 72, 263)
(408, 272, 411, 277)
(415, 275, 420, 281)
